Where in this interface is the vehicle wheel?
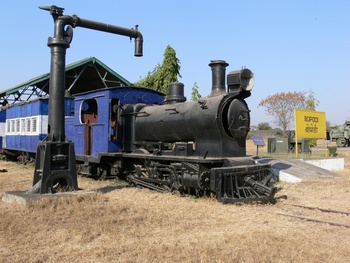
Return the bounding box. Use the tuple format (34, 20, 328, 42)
(336, 138, 347, 147)
(298, 146, 302, 153)
(288, 144, 295, 153)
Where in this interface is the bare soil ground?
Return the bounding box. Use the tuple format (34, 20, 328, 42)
(1, 141, 350, 263)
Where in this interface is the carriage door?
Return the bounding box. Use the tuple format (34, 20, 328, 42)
(110, 99, 120, 141)
(80, 98, 98, 155)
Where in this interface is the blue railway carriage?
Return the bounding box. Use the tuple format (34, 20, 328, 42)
(65, 86, 164, 169)
(3, 97, 74, 156)
(0, 86, 163, 164)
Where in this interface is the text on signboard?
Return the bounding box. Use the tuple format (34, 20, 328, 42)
(304, 116, 318, 122)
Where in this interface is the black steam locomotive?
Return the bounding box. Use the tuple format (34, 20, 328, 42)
(73, 60, 276, 203)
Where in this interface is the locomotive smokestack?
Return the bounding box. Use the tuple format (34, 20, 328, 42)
(209, 60, 229, 96)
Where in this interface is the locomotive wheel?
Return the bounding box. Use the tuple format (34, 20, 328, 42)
(288, 144, 295, 153)
(288, 144, 301, 153)
(96, 164, 110, 180)
(336, 138, 347, 147)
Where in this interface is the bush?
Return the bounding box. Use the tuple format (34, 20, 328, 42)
(309, 138, 317, 148)
(328, 146, 337, 157)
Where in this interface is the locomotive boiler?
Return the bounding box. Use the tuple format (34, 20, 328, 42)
(130, 60, 252, 157)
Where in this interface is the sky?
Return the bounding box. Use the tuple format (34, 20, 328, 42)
(1, 1, 349, 127)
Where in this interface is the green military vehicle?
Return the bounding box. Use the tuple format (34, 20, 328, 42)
(264, 130, 311, 154)
(328, 120, 350, 147)
(267, 137, 311, 154)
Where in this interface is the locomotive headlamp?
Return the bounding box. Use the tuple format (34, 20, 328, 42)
(227, 68, 255, 94)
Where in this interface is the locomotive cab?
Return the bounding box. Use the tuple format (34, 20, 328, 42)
(67, 87, 164, 160)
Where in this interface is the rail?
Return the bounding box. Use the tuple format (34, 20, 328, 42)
(277, 203, 350, 229)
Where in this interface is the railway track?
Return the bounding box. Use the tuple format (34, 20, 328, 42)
(277, 203, 350, 229)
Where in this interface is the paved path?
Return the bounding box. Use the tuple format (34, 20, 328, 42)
(257, 158, 341, 182)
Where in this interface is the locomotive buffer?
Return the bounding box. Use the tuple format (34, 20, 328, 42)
(29, 5, 143, 194)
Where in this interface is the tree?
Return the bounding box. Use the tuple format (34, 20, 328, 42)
(258, 91, 309, 135)
(250, 125, 258, 131)
(305, 90, 320, 147)
(134, 45, 181, 94)
(257, 122, 272, 130)
(305, 90, 319, 111)
(191, 82, 201, 101)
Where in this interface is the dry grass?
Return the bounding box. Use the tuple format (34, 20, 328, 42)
(1, 143, 350, 263)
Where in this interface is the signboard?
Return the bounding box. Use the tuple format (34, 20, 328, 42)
(251, 136, 265, 146)
(294, 109, 326, 139)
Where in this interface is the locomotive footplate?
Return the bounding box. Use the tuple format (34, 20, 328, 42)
(210, 164, 277, 203)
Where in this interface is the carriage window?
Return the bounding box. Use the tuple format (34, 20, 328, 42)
(32, 117, 37, 133)
(26, 119, 31, 132)
(11, 120, 15, 133)
(16, 119, 20, 133)
(80, 98, 98, 124)
(21, 119, 26, 133)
